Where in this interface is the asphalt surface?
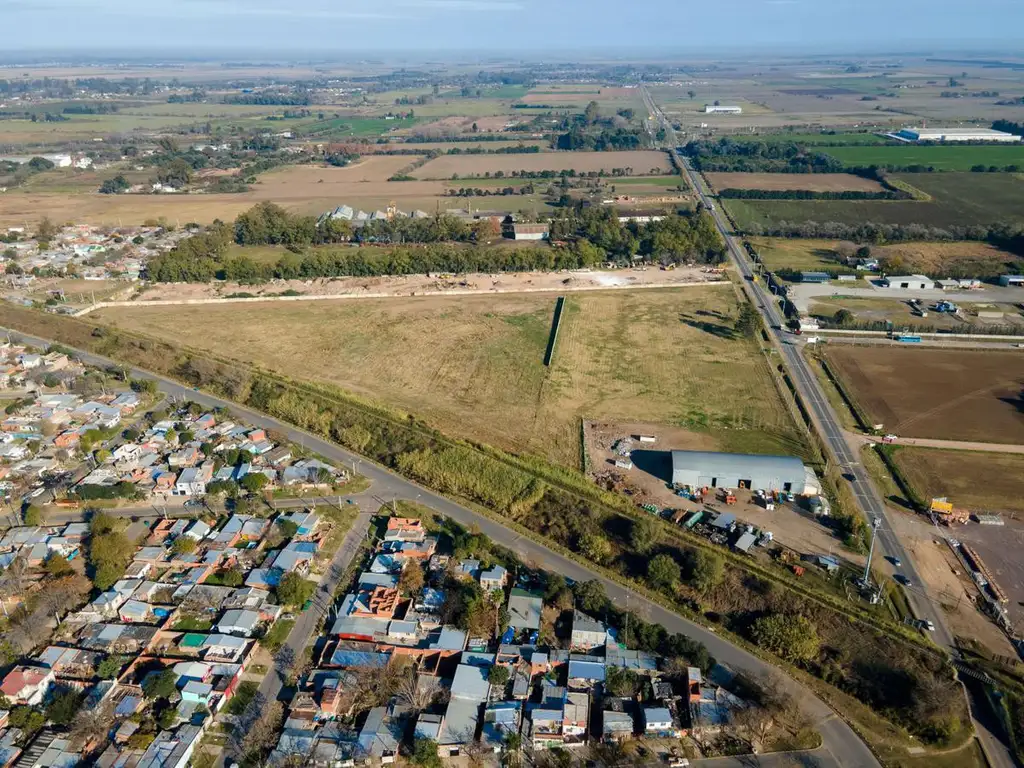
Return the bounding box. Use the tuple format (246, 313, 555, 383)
(1, 329, 879, 767)
(639, 88, 1015, 767)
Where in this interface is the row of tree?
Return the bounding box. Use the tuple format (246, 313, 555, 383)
(718, 188, 908, 201)
(744, 219, 1024, 254)
(685, 138, 846, 174)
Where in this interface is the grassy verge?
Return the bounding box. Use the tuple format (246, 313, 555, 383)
(258, 618, 294, 653)
(224, 680, 259, 716)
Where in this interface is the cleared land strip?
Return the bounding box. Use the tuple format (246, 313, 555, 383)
(848, 432, 1024, 455)
(74, 277, 725, 316)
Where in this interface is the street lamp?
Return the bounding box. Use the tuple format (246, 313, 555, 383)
(861, 516, 882, 587)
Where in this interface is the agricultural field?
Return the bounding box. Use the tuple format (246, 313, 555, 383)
(890, 447, 1024, 515)
(0, 157, 560, 227)
(825, 145, 1024, 171)
(733, 132, 893, 145)
(94, 286, 806, 467)
(411, 150, 672, 180)
(706, 172, 885, 192)
(823, 346, 1024, 444)
(726, 173, 1024, 230)
(751, 237, 1021, 279)
(518, 85, 646, 112)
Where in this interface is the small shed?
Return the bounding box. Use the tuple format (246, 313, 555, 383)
(999, 275, 1024, 287)
(733, 531, 757, 553)
(800, 271, 831, 284)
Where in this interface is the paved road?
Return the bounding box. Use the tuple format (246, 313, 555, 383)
(2, 329, 880, 767)
(639, 94, 1016, 768)
(223, 510, 370, 763)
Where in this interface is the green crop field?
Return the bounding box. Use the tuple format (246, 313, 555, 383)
(734, 132, 891, 146)
(825, 145, 1024, 170)
(297, 116, 419, 138)
(725, 172, 1024, 230)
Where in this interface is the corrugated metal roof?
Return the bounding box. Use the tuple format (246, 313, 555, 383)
(671, 450, 806, 479)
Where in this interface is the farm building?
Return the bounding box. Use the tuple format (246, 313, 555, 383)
(501, 217, 550, 241)
(670, 450, 819, 495)
(999, 275, 1024, 287)
(881, 274, 934, 290)
(893, 127, 1020, 143)
(800, 271, 831, 284)
(703, 105, 742, 114)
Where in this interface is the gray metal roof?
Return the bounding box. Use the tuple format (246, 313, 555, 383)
(671, 450, 805, 478)
(507, 588, 542, 630)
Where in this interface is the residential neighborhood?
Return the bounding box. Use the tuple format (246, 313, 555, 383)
(260, 512, 793, 767)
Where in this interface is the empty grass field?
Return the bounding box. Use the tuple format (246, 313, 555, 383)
(726, 173, 1024, 230)
(706, 172, 885, 192)
(825, 145, 1024, 171)
(411, 150, 672, 180)
(891, 447, 1024, 514)
(824, 346, 1024, 444)
(94, 287, 806, 466)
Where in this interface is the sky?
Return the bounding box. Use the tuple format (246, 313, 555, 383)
(0, 0, 1020, 55)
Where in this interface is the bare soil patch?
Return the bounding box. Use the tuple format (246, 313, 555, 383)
(892, 447, 1024, 514)
(412, 150, 672, 180)
(705, 172, 885, 192)
(824, 346, 1024, 443)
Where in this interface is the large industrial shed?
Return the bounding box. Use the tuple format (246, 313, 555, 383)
(670, 451, 819, 495)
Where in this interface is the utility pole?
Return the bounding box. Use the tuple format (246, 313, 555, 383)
(861, 516, 882, 587)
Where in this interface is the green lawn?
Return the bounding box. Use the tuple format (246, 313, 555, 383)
(259, 618, 295, 652)
(826, 144, 1024, 170)
(297, 116, 420, 138)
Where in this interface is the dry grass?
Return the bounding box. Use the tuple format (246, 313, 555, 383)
(0, 158, 450, 227)
(824, 346, 1024, 443)
(705, 172, 885, 192)
(411, 150, 672, 180)
(95, 286, 803, 466)
(750, 237, 1018, 278)
(893, 447, 1024, 514)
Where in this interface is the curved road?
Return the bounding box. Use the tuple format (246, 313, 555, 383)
(640, 90, 1015, 768)
(3, 327, 878, 767)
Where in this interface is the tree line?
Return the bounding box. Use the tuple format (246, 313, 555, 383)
(743, 218, 1024, 256)
(145, 202, 725, 283)
(685, 138, 846, 173)
(718, 188, 909, 201)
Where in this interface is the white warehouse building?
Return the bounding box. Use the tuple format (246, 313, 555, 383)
(881, 274, 934, 290)
(670, 451, 819, 495)
(704, 105, 742, 114)
(894, 127, 1020, 143)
